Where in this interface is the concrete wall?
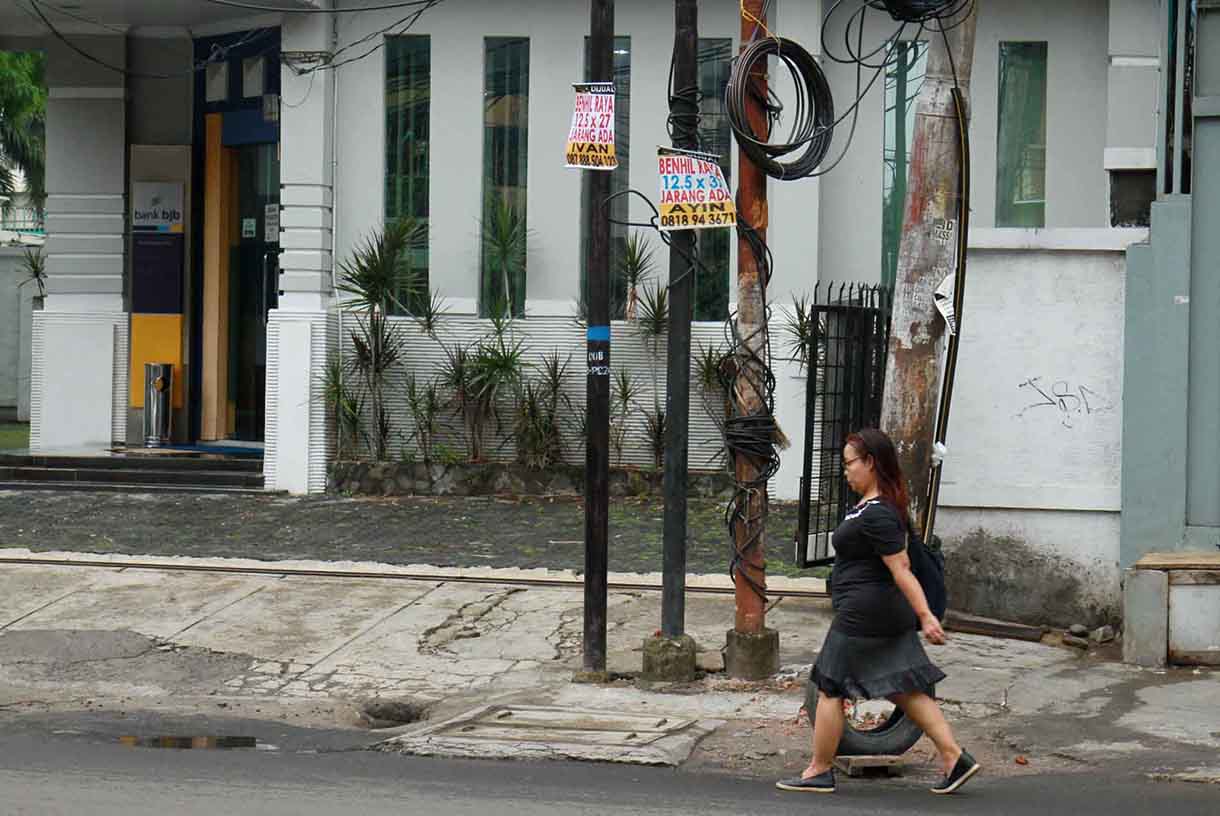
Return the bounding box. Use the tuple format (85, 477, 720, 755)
(934, 231, 1142, 627)
(128, 35, 194, 146)
(819, 0, 1113, 283)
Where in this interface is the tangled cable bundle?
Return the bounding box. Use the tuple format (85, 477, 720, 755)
(871, 0, 973, 24)
(725, 37, 836, 181)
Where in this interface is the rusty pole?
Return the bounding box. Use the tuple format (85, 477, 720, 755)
(880, 8, 978, 531)
(725, 0, 778, 679)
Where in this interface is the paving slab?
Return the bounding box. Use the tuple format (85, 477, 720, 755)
(177, 576, 440, 666)
(6, 569, 281, 641)
(0, 565, 117, 628)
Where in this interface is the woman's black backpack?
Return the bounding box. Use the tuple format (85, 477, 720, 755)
(908, 530, 948, 621)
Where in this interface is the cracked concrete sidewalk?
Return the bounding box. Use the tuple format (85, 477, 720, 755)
(0, 553, 1218, 786)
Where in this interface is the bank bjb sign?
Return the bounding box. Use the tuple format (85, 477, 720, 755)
(132, 182, 184, 233)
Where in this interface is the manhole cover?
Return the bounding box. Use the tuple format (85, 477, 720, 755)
(379, 704, 723, 766)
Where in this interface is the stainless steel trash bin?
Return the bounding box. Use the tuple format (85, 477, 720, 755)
(144, 363, 173, 447)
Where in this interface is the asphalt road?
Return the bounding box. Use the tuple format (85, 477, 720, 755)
(0, 711, 1216, 816)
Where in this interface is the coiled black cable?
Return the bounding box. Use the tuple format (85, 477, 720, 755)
(870, 0, 973, 24)
(725, 37, 836, 181)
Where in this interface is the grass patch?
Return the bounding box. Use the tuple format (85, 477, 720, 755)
(0, 422, 30, 451)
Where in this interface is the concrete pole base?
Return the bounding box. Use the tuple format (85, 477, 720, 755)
(725, 627, 780, 680)
(641, 634, 698, 682)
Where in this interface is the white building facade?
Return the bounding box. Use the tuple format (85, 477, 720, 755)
(2, 0, 1168, 626)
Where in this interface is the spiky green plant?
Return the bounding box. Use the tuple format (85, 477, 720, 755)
(642, 408, 666, 470)
(620, 231, 656, 321)
(16, 247, 45, 298)
(480, 196, 528, 318)
(319, 354, 365, 460)
(405, 374, 444, 466)
(514, 350, 572, 469)
(336, 216, 425, 460)
(609, 368, 642, 467)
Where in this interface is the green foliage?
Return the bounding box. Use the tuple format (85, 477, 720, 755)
(17, 247, 45, 298)
(633, 282, 669, 344)
(0, 51, 46, 211)
(440, 321, 526, 463)
(642, 408, 666, 470)
(694, 341, 734, 470)
(781, 293, 819, 370)
(405, 374, 443, 466)
(609, 368, 642, 467)
(319, 354, 365, 459)
(336, 216, 426, 314)
(336, 217, 425, 461)
(480, 196, 528, 318)
(514, 351, 572, 470)
(620, 231, 655, 321)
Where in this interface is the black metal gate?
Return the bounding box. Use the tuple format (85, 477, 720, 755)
(795, 283, 892, 567)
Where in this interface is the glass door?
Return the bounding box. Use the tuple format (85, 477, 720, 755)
(228, 142, 279, 442)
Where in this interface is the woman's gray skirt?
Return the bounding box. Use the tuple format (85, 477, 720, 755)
(808, 627, 946, 701)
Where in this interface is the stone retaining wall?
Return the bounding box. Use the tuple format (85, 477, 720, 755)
(329, 461, 736, 499)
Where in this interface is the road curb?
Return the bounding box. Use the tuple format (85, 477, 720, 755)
(0, 548, 829, 598)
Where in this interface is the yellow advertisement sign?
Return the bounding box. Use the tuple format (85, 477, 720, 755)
(656, 147, 736, 231)
(565, 82, 617, 170)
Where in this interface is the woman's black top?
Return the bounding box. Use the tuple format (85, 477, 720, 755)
(829, 499, 918, 637)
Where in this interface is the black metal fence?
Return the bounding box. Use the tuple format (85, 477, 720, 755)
(795, 283, 892, 567)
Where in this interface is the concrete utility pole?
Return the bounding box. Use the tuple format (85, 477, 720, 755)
(582, 0, 614, 677)
(880, 8, 977, 531)
(725, 0, 779, 680)
(643, 0, 699, 683)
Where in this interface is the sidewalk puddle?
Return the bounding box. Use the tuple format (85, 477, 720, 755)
(118, 736, 257, 749)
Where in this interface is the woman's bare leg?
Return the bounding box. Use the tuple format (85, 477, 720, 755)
(890, 691, 962, 775)
(802, 693, 845, 777)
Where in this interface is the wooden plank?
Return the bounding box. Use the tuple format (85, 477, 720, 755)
(944, 610, 1046, 642)
(1169, 570, 1220, 585)
(435, 725, 664, 747)
(1168, 650, 1220, 667)
(1134, 551, 1220, 570)
(834, 755, 905, 778)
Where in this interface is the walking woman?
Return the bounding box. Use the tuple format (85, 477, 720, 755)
(777, 428, 981, 795)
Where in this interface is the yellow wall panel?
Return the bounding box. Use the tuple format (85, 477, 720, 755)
(129, 314, 184, 409)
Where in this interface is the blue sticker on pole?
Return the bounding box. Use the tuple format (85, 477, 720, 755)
(587, 325, 610, 378)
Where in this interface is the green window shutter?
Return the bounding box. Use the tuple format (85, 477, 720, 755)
(384, 35, 431, 315)
(481, 37, 530, 319)
(996, 42, 1048, 228)
(882, 41, 927, 291)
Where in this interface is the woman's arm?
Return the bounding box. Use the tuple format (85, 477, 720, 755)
(881, 550, 947, 645)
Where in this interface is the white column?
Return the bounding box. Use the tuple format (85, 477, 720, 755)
(265, 11, 336, 492)
(31, 36, 129, 451)
(770, 0, 825, 501)
(1105, 0, 1161, 172)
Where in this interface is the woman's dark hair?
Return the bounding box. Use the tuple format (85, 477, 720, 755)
(845, 428, 912, 530)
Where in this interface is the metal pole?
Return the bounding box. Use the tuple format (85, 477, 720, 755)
(661, 0, 698, 639)
(583, 0, 614, 674)
(733, 0, 770, 638)
(879, 7, 977, 530)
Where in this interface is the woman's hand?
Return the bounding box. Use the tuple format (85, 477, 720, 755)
(920, 612, 947, 645)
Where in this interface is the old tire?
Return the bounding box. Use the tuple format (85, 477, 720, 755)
(809, 689, 929, 757)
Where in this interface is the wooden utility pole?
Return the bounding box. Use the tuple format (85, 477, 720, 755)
(725, 0, 779, 680)
(880, 8, 978, 530)
(582, 0, 614, 676)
